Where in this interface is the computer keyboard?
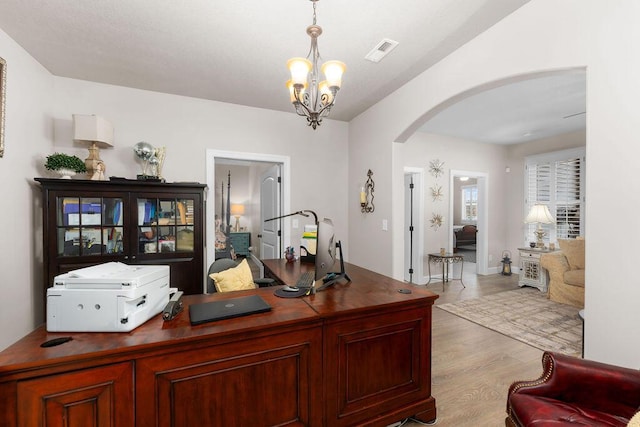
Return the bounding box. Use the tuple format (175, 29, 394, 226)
(295, 271, 315, 288)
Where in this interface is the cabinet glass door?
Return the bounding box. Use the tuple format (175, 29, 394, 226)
(56, 196, 124, 257)
(137, 197, 195, 254)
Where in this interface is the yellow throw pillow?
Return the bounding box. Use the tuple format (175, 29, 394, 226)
(558, 238, 585, 270)
(210, 259, 256, 292)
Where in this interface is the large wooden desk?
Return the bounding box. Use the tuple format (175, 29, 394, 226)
(0, 260, 437, 427)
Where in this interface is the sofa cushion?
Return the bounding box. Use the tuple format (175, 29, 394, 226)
(510, 394, 630, 427)
(563, 269, 585, 287)
(559, 238, 585, 270)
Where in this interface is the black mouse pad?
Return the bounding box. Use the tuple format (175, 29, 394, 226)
(274, 287, 308, 298)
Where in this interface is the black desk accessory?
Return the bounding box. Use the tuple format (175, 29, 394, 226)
(162, 290, 184, 321)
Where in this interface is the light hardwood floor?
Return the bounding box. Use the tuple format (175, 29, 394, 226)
(404, 267, 544, 427)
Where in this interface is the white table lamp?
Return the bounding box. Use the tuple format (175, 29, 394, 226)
(73, 114, 114, 178)
(525, 204, 554, 248)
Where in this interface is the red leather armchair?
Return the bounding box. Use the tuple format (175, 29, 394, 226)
(506, 352, 640, 426)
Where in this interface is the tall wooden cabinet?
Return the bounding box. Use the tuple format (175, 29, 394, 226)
(35, 178, 207, 300)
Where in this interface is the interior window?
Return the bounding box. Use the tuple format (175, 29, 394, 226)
(461, 185, 478, 221)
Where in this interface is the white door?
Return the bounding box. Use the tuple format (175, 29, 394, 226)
(260, 164, 281, 259)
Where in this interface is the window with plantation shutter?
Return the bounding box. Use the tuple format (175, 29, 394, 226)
(461, 185, 478, 221)
(524, 147, 585, 245)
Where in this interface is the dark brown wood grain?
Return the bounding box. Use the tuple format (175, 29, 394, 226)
(0, 261, 437, 426)
(34, 178, 207, 307)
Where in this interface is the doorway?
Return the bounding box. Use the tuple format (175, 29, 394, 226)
(449, 170, 488, 275)
(205, 150, 291, 275)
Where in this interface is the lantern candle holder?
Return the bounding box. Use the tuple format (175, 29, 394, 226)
(501, 251, 512, 276)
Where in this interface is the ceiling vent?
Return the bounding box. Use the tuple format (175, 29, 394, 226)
(365, 39, 399, 63)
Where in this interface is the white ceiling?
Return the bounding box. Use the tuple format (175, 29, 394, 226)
(419, 71, 586, 144)
(0, 0, 585, 143)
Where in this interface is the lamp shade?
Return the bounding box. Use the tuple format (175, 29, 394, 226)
(73, 114, 114, 148)
(525, 204, 554, 224)
(321, 60, 346, 89)
(286, 80, 307, 103)
(287, 57, 312, 86)
(230, 204, 245, 216)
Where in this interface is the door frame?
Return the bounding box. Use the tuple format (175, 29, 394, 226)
(205, 150, 291, 271)
(449, 169, 489, 275)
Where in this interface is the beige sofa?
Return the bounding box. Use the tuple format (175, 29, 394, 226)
(540, 238, 585, 308)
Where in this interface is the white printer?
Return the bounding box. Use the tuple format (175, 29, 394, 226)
(47, 262, 170, 332)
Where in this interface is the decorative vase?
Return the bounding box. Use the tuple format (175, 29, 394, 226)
(285, 252, 295, 263)
(56, 168, 76, 179)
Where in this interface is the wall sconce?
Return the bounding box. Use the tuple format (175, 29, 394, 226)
(360, 169, 375, 213)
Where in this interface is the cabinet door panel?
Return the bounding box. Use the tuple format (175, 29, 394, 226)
(136, 328, 322, 427)
(324, 308, 433, 426)
(17, 362, 134, 427)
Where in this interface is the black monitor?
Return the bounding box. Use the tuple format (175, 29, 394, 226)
(314, 218, 350, 292)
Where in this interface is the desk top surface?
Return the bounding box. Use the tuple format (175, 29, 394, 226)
(0, 260, 437, 374)
(0, 289, 317, 373)
(262, 259, 438, 318)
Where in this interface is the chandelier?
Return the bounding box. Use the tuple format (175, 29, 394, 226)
(286, 0, 346, 129)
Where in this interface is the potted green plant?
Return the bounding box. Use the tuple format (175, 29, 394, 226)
(45, 153, 87, 179)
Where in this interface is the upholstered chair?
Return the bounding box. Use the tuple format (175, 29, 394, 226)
(506, 351, 640, 426)
(541, 238, 585, 307)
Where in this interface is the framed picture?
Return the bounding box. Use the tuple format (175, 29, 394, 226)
(0, 56, 5, 158)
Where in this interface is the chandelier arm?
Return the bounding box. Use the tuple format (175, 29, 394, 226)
(295, 90, 335, 121)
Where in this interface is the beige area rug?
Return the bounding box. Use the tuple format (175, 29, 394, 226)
(437, 287, 583, 356)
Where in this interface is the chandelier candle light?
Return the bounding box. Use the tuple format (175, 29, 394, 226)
(525, 204, 555, 248)
(286, 0, 346, 129)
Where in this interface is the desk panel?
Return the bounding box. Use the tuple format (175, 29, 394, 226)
(262, 259, 438, 426)
(1, 261, 437, 426)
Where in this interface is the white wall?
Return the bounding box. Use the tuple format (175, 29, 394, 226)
(3, 0, 639, 367)
(584, 0, 640, 366)
(350, 0, 640, 366)
(392, 132, 508, 278)
(50, 77, 350, 261)
(0, 66, 348, 350)
(0, 28, 54, 350)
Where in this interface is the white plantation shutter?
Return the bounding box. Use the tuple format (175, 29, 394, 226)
(525, 148, 585, 244)
(555, 156, 583, 238)
(462, 185, 478, 221)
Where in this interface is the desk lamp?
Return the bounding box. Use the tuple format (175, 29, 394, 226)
(525, 204, 554, 248)
(73, 114, 114, 179)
